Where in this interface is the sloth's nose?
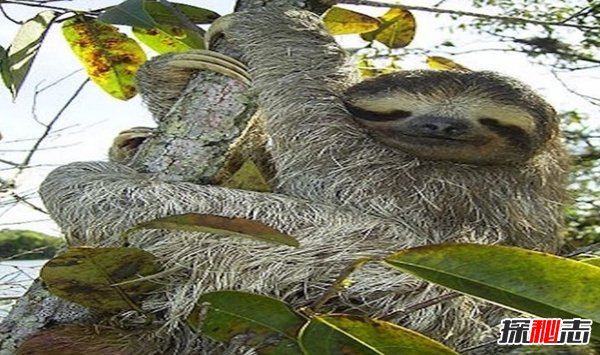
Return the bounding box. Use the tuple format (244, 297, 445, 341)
(413, 116, 469, 137)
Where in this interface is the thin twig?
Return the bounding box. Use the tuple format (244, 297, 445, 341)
(380, 291, 461, 321)
(0, 158, 20, 167)
(560, 5, 594, 24)
(0, 3, 23, 24)
(35, 69, 83, 94)
(14, 79, 89, 181)
(1, 246, 58, 261)
(9, 192, 47, 214)
(562, 242, 600, 258)
(1, 143, 80, 152)
(2, 0, 73, 12)
(310, 257, 372, 312)
(340, 0, 600, 31)
(550, 70, 600, 107)
(0, 218, 51, 226)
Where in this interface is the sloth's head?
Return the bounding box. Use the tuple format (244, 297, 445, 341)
(343, 70, 559, 165)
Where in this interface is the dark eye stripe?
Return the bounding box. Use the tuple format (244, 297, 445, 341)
(344, 101, 412, 122)
(479, 118, 532, 151)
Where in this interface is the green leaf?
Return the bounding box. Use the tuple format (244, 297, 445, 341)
(124, 213, 299, 247)
(145, 2, 219, 25)
(132, 1, 211, 54)
(0, 45, 12, 92)
(322, 6, 380, 35)
(62, 17, 147, 100)
(361, 8, 416, 48)
(384, 244, 600, 339)
(299, 315, 458, 355)
(133, 25, 204, 54)
(189, 291, 305, 354)
(98, 0, 156, 28)
(5, 11, 57, 98)
(223, 159, 272, 192)
(40, 247, 161, 313)
(581, 257, 600, 268)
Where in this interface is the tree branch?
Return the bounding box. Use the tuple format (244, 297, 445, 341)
(13, 79, 88, 181)
(341, 0, 600, 31)
(8, 192, 47, 214)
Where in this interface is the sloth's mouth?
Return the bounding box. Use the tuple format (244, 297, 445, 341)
(400, 133, 467, 141)
(387, 131, 484, 145)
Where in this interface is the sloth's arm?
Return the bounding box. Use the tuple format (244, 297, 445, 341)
(215, 9, 362, 175)
(39, 161, 381, 244)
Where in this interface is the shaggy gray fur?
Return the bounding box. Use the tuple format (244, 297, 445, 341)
(39, 8, 568, 353)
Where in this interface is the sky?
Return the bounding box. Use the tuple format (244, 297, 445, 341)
(0, 0, 598, 236)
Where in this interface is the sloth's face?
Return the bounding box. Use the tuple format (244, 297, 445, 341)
(343, 70, 556, 165)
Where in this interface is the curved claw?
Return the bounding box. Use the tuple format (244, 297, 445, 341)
(166, 49, 251, 85)
(205, 13, 236, 49)
(109, 126, 155, 164)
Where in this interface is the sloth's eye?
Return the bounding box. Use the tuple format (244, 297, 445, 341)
(479, 117, 532, 150)
(344, 102, 412, 122)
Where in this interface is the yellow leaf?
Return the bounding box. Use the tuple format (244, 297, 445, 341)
(223, 159, 272, 192)
(133, 25, 204, 54)
(322, 6, 380, 35)
(356, 54, 401, 79)
(62, 17, 147, 100)
(356, 54, 379, 78)
(426, 56, 470, 71)
(361, 8, 416, 49)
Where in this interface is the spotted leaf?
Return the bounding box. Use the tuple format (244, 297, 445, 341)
(62, 17, 147, 100)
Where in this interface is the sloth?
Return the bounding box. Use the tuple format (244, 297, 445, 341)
(38, 7, 569, 354)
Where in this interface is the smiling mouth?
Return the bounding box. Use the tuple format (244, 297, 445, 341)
(387, 131, 477, 143)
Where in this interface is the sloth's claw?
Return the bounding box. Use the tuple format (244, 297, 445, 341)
(166, 49, 251, 85)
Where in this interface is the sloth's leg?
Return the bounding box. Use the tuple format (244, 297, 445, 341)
(201, 9, 369, 204)
(121, 49, 255, 166)
(108, 126, 155, 164)
(135, 49, 251, 121)
(39, 161, 392, 246)
(114, 49, 250, 154)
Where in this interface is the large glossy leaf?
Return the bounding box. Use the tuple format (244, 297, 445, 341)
(133, 25, 204, 53)
(5, 11, 57, 98)
(322, 6, 380, 35)
(40, 247, 161, 313)
(123, 213, 299, 247)
(98, 0, 156, 28)
(145, 2, 219, 25)
(361, 8, 416, 48)
(62, 17, 147, 100)
(189, 291, 305, 354)
(299, 315, 458, 355)
(581, 257, 600, 268)
(384, 244, 600, 339)
(132, 1, 215, 53)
